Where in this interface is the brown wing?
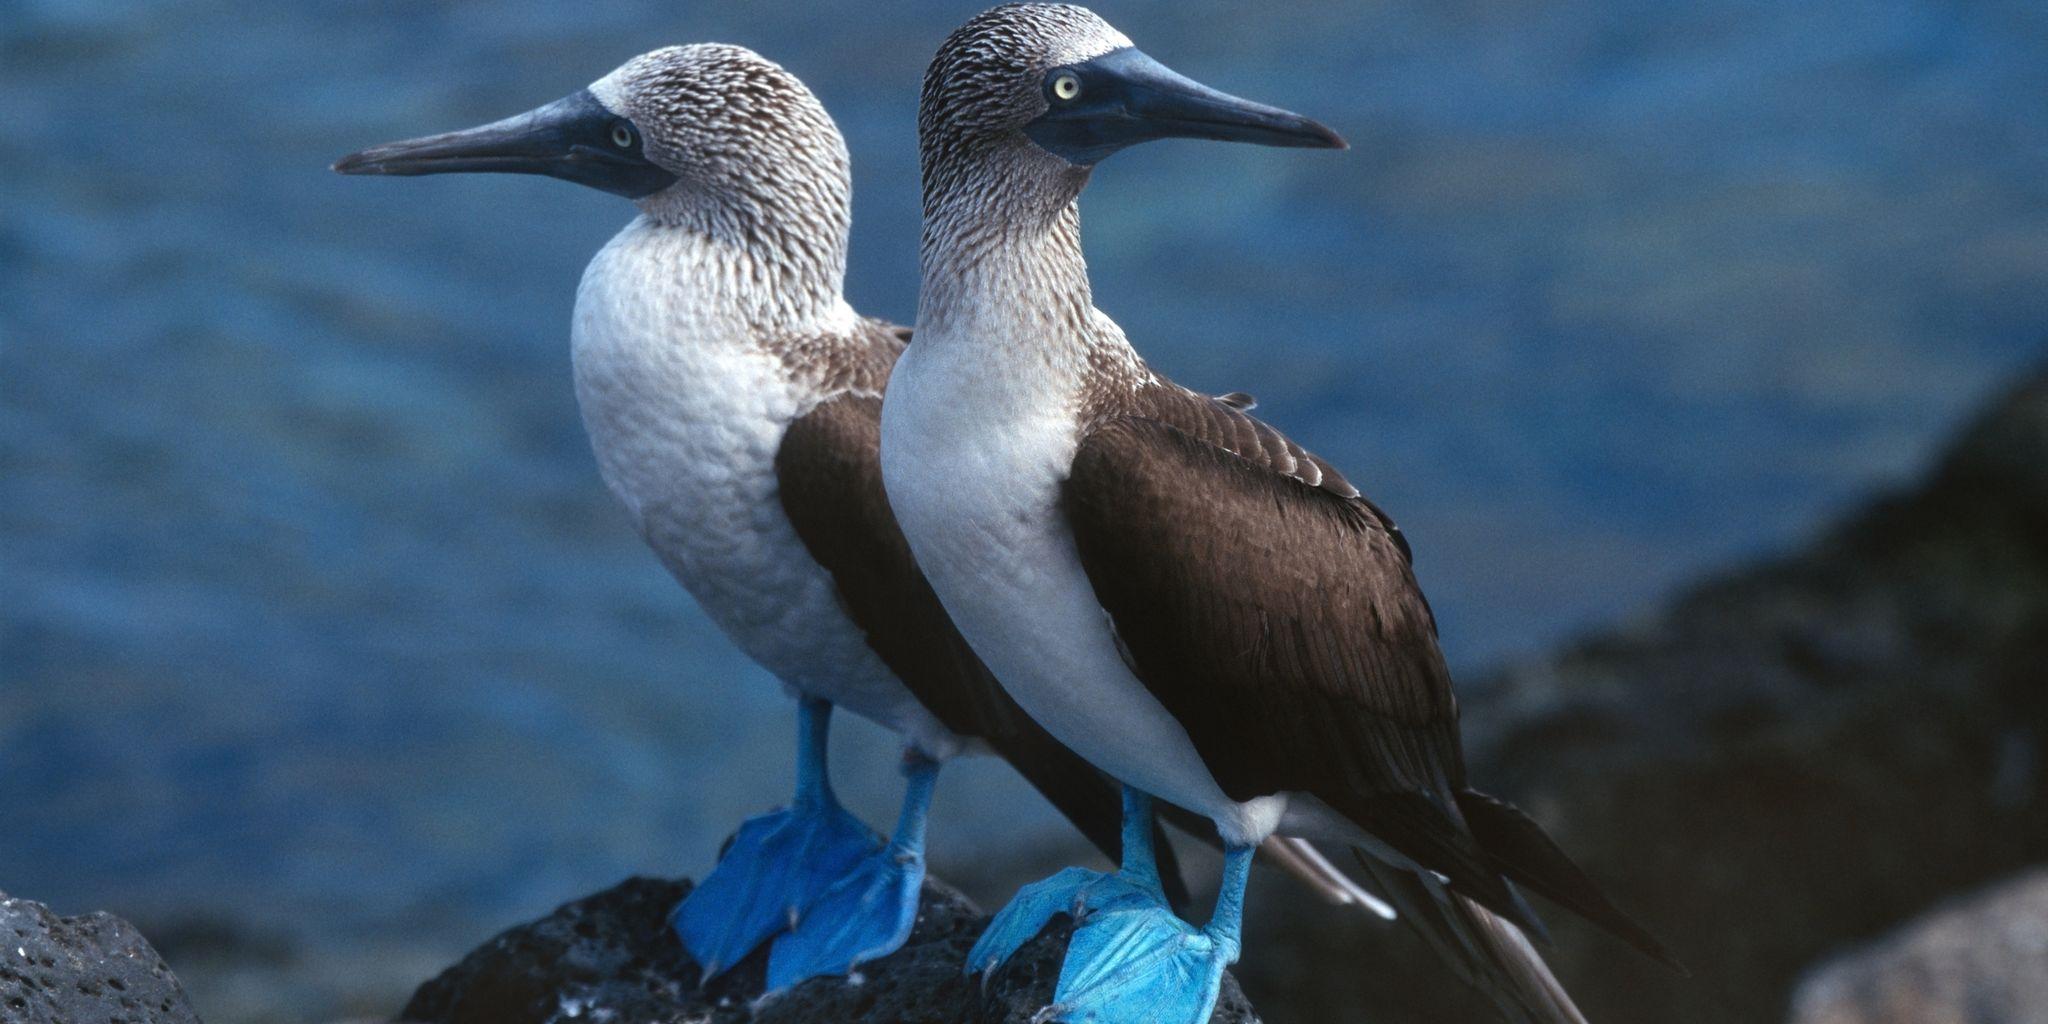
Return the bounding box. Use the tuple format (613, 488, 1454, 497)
(1068, 388, 1456, 798)
(775, 389, 1188, 905)
(1063, 390, 1486, 878)
(1064, 386, 1677, 967)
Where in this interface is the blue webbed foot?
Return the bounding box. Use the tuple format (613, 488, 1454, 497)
(964, 867, 1157, 978)
(764, 839, 924, 992)
(670, 698, 883, 982)
(970, 787, 1255, 1024)
(763, 751, 942, 995)
(671, 798, 879, 981)
(1042, 896, 1238, 1024)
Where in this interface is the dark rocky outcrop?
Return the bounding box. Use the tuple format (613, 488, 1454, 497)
(399, 875, 1257, 1024)
(1235, 367, 2048, 1021)
(1788, 867, 2048, 1024)
(1474, 369, 2048, 1023)
(0, 891, 200, 1024)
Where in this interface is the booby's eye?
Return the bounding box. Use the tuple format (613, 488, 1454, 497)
(1050, 72, 1083, 103)
(610, 122, 635, 149)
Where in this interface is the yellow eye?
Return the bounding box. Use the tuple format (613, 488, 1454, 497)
(1051, 72, 1082, 102)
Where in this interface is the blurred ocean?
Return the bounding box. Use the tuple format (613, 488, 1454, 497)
(3, 0, 2046, 1016)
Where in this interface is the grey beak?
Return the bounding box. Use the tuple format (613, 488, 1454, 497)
(1026, 48, 1346, 166)
(333, 89, 678, 200)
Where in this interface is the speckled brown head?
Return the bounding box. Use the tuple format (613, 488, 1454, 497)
(919, 4, 1344, 199)
(335, 45, 850, 255)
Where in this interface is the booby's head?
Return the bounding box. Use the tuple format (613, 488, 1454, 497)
(335, 45, 851, 247)
(920, 4, 1343, 182)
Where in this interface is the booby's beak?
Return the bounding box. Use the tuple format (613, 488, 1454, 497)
(1025, 48, 1346, 166)
(333, 89, 678, 200)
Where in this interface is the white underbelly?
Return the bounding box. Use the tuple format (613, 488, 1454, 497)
(880, 352, 1283, 843)
(568, 226, 958, 757)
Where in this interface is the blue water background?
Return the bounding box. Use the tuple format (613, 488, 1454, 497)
(3, 0, 2046, 1005)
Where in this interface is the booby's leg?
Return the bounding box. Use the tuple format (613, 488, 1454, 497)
(764, 749, 940, 993)
(1042, 841, 1252, 1024)
(970, 788, 1251, 1024)
(963, 787, 1173, 978)
(671, 697, 881, 982)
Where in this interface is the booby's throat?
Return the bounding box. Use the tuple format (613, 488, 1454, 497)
(633, 181, 851, 331)
(918, 174, 1091, 336)
(607, 212, 850, 337)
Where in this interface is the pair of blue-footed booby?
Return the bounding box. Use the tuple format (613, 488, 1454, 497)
(333, 13, 1678, 1024)
(331, 40, 1372, 1001)
(333, 44, 1153, 993)
(883, 5, 1681, 1024)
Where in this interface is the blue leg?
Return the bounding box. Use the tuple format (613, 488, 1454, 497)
(964, 788, 1173, 977)
(972, 788, 1255, 1024)
(670, 698, 881, 981)
(764, 749, 940, 993)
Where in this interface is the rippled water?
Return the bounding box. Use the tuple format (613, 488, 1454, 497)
(4, 0, 2046, 1014)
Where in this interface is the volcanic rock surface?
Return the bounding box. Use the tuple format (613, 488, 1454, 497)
(0, 891, 201, 1024)
(399, 875, 1258, 1024)
(1788, 867, 2048, 1024)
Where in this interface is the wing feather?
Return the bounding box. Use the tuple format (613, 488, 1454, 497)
(1063, 386, 1672, 966)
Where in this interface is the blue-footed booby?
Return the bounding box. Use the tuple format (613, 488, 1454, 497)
(881, 6, 1683, 1023)
(331, 43, 1188, 994)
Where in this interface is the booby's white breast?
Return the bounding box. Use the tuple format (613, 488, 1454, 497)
(881, 311, 1285, 845)
(572, 216, 960, 758)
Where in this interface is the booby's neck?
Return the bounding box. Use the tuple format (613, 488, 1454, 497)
(620, 143, 853, 333)
(602, 210, 851, 338)
(915, 140, 1146, 391)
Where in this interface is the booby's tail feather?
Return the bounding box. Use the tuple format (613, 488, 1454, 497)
(1347, 851, 1591, 1024)
(1455, 790, 1685, 973)
(1324, 785, 1680, 976)
(1334, 791, 1548, 939)
(1260, 835, 1396, 919)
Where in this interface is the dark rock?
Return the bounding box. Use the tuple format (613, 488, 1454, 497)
(400, 875, 1257, 1024)
(1465, 369, 2048, 1019)
(1234, 367, 2048, 1022)
(1788, 867, 2048, 1024)
(0, 891, 201, 1024)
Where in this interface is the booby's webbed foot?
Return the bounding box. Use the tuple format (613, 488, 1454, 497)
(671, 796, 879, 981)
(670, 698, 882, 981)
(1039, 891, 1240, 1024)
(964, 866, 1160, 978)
(966, 785, 1177, 978)
(971, 789, 1253, 1024)
(764, 753, 941, 994)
